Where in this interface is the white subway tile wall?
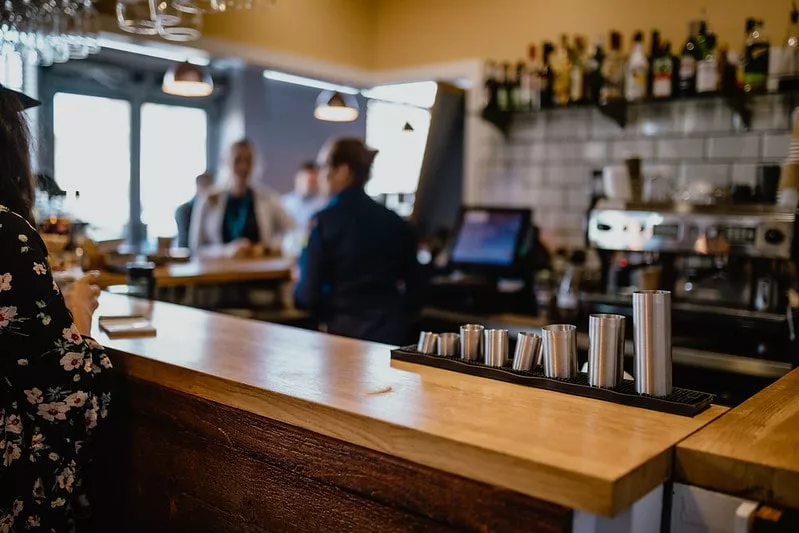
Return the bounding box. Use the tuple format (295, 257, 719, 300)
(478, 95, 792, 250)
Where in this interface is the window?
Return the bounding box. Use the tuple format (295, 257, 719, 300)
(365, 100, 432, 197)
(140, 103, 208, 238)
(53, 93, 131, 237)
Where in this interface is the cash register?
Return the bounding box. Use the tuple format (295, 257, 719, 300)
(424, 206, 538, 314)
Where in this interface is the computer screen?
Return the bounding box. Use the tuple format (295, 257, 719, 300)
(449, 208, 528, 267)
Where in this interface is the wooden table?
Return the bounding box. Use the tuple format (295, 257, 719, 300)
(92, 294, 727, 532)
(676, 368, 799, 510)
(94, 257, 292, 288)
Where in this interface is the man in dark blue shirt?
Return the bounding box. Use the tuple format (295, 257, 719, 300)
(175, 172, 213, 248)
(294, 139, 422, 346)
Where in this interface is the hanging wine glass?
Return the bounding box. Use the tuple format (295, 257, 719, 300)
(116, 0, 157, 35)
(156, 2, 201, 42)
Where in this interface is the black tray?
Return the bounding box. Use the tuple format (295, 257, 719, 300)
(391, 346, 714, 417)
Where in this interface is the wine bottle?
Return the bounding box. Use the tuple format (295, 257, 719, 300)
(497, 62, 511, 111)
(570, 36, 587, 103)
(528, 45, 542, 111)
(553, 35, 572, 106)
(653, 42, 674, 99)
(483, 61, 498, 110)
(600, 31, 625, 103)
(679, 21, 699, 96)
(743, 18, 770, 93)
(541, 42, 555, 108)
(783, 2, 799, 90)
(696, 15, 719, 94)
(586, 36, 605, 104)
(516, 61, 530, 111)
(648, 30, 662, 98)
(626, 31, 648, 102)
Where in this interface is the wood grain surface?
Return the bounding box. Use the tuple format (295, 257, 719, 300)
(95, 378, 572, 533)
(676, 368, 799, 509)
(95, 294, 726, 517)
(95, 257, 291, 288)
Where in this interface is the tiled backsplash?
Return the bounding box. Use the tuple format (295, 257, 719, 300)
(477, 95, 794, 251)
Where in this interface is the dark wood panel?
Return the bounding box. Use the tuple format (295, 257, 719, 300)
(93, 377, 572, 533)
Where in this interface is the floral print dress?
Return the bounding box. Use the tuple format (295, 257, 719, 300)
(0, 205, 112, 532)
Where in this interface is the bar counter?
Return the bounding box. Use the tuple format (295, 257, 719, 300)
(94, 294, 727, 532)
(676, 368, 799, 510)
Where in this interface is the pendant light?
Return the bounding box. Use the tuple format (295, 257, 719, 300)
(314, 90, 359, 122)
(162, 62, 214, 97)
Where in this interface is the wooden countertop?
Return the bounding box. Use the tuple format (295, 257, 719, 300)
(676, 368, 799, 509)
(95, 294, 726, 517)
(95, 257, 291, 288)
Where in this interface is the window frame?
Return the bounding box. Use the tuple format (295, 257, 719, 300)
(39, 68, 220, 242)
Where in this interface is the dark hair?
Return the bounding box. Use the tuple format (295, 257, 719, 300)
(300, 161, 317, 172)
(328, 138, 378, 187)
(231, 138, 252, 152)
(196, 172, 213, 185)
(0, 91, 34, 223)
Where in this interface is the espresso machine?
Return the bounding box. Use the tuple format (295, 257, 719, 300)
(585, 201, 798, 405)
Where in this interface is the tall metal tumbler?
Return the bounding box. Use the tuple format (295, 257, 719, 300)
(542, 325, 578, 378)
(512, 332, 542, 371)
(483, 329, 509, 367)
(460, 324, 484, 361)
(588, 314, 625, 388)
(437, 333, 459, 356)
(417, 332, 438, 354)
(633, 290, 672, 396)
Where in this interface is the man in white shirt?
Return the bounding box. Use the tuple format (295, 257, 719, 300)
(282, 162, 328, 232)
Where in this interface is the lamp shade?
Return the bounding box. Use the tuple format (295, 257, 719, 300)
(162, 62, 213, 97)
(314, 90, 359, 122)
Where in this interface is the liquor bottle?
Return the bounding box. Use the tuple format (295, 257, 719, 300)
(541, 42, 556, 108)
(648, 30, 662, 98)
(783, 2, 799, 90)
(516, 61, 531, 111)
(570, 36, 587, 103)
(679, 21, 699, 96)
(696, 16, 719, 94)
(744, 18, 770, 93)
(653, 42, 674, 99)
(601, 31, 625, 103)
(552, 35, 572, 106)
(586, 36, 605, 104)
(626, 31, 648, 102)
(483, 61, 498, 110)
(497, 62, 511, 111)
(528, 44, 543, 111)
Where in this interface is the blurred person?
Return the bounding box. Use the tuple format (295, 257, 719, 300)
(189, 139, 294, 258)
(294, 138, 423, 345)
(281, 162, 327, 231)
(0, 85, 112, 532)
(175, 172, 213, 248)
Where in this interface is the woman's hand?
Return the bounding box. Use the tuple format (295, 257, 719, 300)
(63, 272, 101, 336)
(225, 238, 253, 259)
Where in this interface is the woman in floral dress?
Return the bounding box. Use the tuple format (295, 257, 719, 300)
(0, 86, 112, 532)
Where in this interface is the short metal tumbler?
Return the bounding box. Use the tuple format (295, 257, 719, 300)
(417, 331, 438, 354)
(483, 329, 509, 367)
(437, 333, 460, 356)
(460, 324, 484, 361)
(512, 332, 542, 371)
(588, 314, 626, 388)
(633, 290, 672, 396)
(542, 325, 578, 378)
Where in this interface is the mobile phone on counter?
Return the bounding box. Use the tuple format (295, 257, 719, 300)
(98, 315, 157, 338)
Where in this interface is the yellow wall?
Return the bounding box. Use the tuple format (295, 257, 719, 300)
(373, 0, 788, 70)
(203, 0, 375, 69)
(202, 0, 791, 71)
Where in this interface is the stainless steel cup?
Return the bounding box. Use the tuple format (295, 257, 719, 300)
(437, 333, 460, 356)
(542, 324, 578, 378)
(417, 331, 439, 354)
(633, 290, 672, 396)
(512, 332, 542, 371)
(483, 329, 509, 367)
(588, 314, 626, 388)
(460, 324, 484, 361)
